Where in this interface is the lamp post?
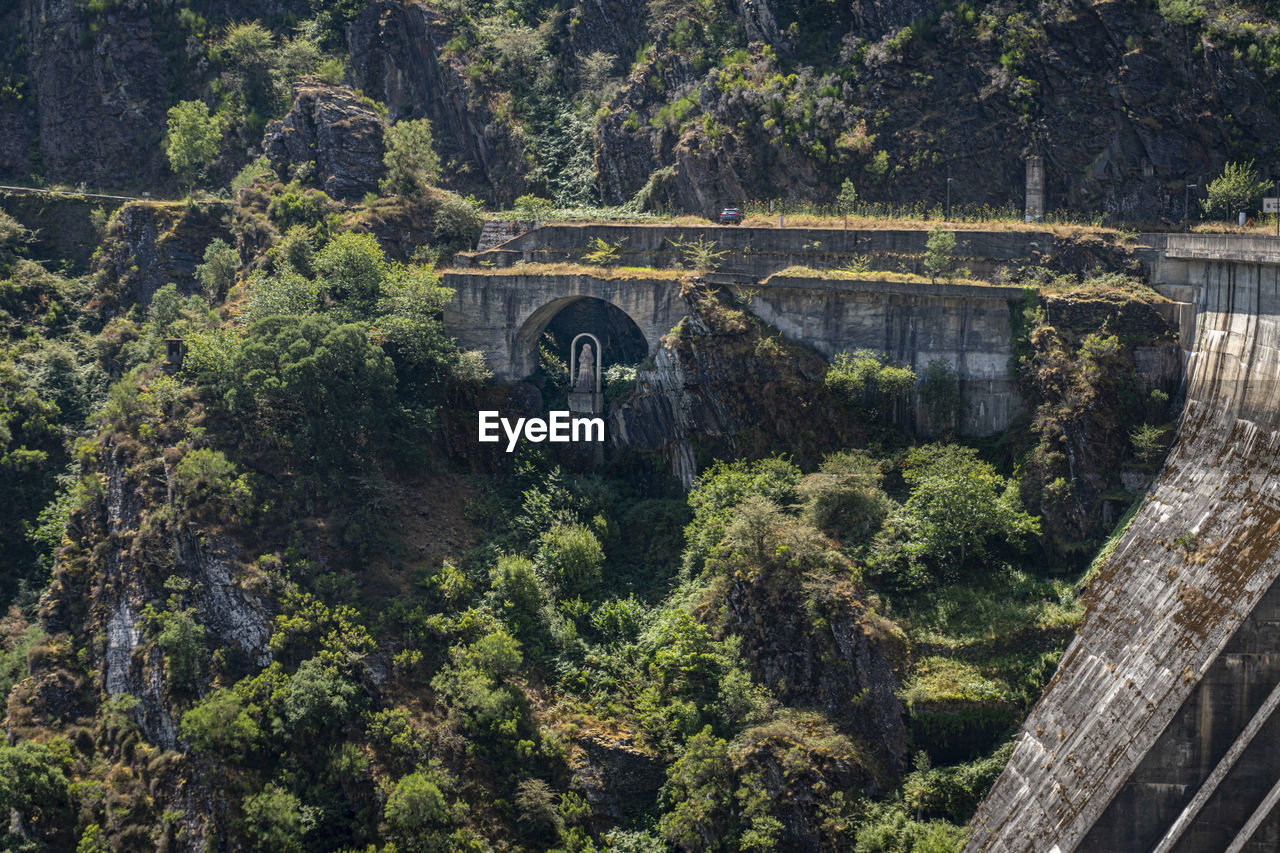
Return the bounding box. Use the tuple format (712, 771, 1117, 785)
(1184, 183, 1197, 232)
(946, 177, 954, 221)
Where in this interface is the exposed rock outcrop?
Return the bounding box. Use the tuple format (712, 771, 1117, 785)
(90, 200, 232, 316)
(263, 82, 386, 201)
(19, 0, 170, 188)
(347, 1, 501, 197)
(720, 567, 909, 775)
(611, 283, 861, 486)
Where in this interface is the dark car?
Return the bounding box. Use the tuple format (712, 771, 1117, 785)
(718, 207, 743, 225)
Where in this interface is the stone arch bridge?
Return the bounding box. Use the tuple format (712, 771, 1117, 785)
(441, 266, 1031, 436)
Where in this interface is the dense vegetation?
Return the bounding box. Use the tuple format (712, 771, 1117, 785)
(0, 3, 1195, 852)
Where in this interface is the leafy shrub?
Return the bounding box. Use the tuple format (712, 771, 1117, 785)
(513, 195, 555, 221)
(196, 238, 238, 301)
(284, 657, 361, 730)
(1201, 159, 1270, 219)
(382, 118, 442, 198)
(242, 268, 321, 322)
(180, 688, 260, 757)
(797, 450, 892, 543)
(535, 522, 605, 596)
(1130, 422, 1166, 463)
(431, 192, 485, 252)
(590, 595, 646, 645)
(165, 100, 225, 190)
(315, 231, 388, 318)
(922, 227, 957, 284)
(490, 555, 547, 647)
(150, 607, 205, 691)
(659, 726, 734, 850)
(225, 314, 396, 468)
(514, 779, 562, 844)
(385, 771, 450, 849)
(684, 457, 802, 575)
(430, 629, 528, 752)
(171, 447, 251, 516)
(267, 182, 338, 232)
(242, 783, 304, 853)
(583, 236, 624, 265)
(826, 349, 916, 417)
(272, 225, 315, 277)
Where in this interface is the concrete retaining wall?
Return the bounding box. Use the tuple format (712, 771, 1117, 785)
(751, 276, 1024, 435)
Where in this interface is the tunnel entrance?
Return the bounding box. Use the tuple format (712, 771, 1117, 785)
(521, 297, 649, 404)
(542, 298, 649, 370)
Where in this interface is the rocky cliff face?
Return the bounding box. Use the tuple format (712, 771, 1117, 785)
(263, 83, 386, 201)
(90, 201, 232, 317)
(27, 435, 274, 850)
(347, 0, 506, 199)
(2, 0, 1277, 218)
(612, 282, 862, 486)
(18, 0, 172, 189)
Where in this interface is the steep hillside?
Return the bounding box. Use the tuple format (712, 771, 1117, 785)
(3, 0, 1280, 219)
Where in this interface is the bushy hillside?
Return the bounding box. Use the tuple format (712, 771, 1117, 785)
(3, 0, 1280, 219)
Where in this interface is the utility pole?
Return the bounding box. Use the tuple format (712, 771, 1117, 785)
(1184, 183, 1197, 232)
(946, 176, 955, 221)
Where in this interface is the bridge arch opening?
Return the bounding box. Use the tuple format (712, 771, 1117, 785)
(512, 296, 650, 381)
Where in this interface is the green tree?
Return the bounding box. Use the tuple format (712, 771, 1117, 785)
(490, 555, 547, 647)
(226, 314, 397, 467)
(901, 444, 1039, 574)
(535, 522, 605, 596)
(153, 608, 205, 691)
(385, 772, 451, 851)
(242, 783, 304, 853)
(382, 118, 442, 198)
(684, 457, 802, 575)
(826, 349, 916, 417)
(242, 268, 322, 323)
(214, 22, 281, 122)
(76, 824, 111, 853)
(922, 227, 957, 284)
(180, 688, 260, 757)
(1201, 160, 1270, 220)
(1130, 422, 1165, 463)
(284, 657, 360, 730)
(838, 177, 859, 227)
(314, 230, 389, 319)
(0, 741, 72, 849)
(165, 101, 225, 192)
(660, 727, 735, 851)
(196, 239, 238, 301)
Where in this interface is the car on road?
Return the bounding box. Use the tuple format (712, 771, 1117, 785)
(718, 207, 743, 225)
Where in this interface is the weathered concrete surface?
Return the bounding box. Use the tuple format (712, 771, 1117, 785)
(753, 275, 1024, 435)
(968, 237, 1280, 852)
(443, 268, 1025, 434)
(442, 271, 689, 381)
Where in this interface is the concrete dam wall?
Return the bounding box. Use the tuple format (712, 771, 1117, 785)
(969, 236, 1280, 852)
